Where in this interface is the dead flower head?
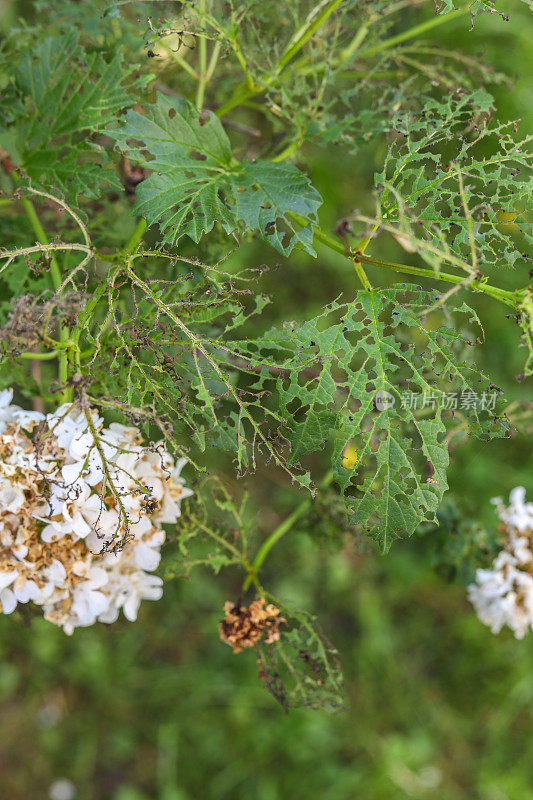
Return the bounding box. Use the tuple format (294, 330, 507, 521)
(219, 597, 285, 654)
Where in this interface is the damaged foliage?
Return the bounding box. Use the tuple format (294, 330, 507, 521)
(0, 0, 530, 709)
(256, 605, 346, 712)
(219, 597, 285, 653)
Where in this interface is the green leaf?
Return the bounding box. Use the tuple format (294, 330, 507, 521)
(107, 93, 322, 254)
(165, 477, 253, 580)
(0, 31, 149, 199)
(14, 32, 135, 142)
(437, 0, 508, 20)
(233, 160, 319, 255)
(375, 91, 532, 271)
(417, 499, 500, 586)
(245, 286, 508, 550)
(86, 259, 312, 490)
(257, 605, 345, 712)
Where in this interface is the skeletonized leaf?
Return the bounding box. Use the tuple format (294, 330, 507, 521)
(241, 285, 508, 550)
(257, 606, 345, 712)
(375, 91, 532, 271)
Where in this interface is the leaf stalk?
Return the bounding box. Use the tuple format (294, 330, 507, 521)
(243, 471, 334, 592)
(287, 211, 522, 309)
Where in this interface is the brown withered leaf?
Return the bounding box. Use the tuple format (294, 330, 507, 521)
(219, 597, 285, 654)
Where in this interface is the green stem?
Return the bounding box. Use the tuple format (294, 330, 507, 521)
(337, 20, 370, 63)
(159, 41, 201, 80)
(215, 83, 258, 118)
(11, 172, 69, 401)
(11, 176, 62, 292)
(122, 218, 147, 258)
(70, 264, 121, 357)
(311, 68, 407, 80)
(190, 517, 253, 571)
(277, 0, 345, 72)
(229, 34, 255, 90)
(243, 470, 334, 591)
(357, 6, 469, 59)
(205, 40, 221, 82)
(352, 256, 372, 290)
(290, 18, 370, 78)
(94, 217, 146, 264)
(196, 0, 208, 109)
(17, 350, 60, 361)
(272, 138, 304, 163)
(286, 211, 521, 309)
(83, 408, 131, 540)
(356, 252, 520, 307)
(195, 38, 221, 110)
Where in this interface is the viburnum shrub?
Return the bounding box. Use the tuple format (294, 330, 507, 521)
(0, 0, 531, 710)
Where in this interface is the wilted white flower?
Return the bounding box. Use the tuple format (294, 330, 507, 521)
(0, 390, 192, 633)
(468, 487, 533, 638)
(492, 486, 533, 536)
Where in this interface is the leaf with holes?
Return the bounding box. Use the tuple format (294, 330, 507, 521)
(257, 605, 345, 712)
(375, 91, 532, 271)
(107, 93, 322, 254)
(239, 285, 509, 551)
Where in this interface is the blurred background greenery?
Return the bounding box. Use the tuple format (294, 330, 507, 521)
(0, 1, 532, 798)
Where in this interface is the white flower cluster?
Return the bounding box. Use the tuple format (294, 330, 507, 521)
(468, 487, 533, 638)
(0, 389, 192, 633)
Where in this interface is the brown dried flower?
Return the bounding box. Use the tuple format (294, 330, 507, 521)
(219, 597, 285, 654)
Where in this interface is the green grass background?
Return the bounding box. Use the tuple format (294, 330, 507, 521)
(0, 1, 532, 798)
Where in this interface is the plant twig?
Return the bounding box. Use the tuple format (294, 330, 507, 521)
(243, 471, 334, 591)
(287, 211, 523, 309)
(357, 6, 469, 59)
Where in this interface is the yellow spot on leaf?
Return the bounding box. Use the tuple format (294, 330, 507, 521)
(341, 443, 358, 469)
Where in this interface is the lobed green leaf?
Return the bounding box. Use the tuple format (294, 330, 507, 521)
(107, 94, 322, 254)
